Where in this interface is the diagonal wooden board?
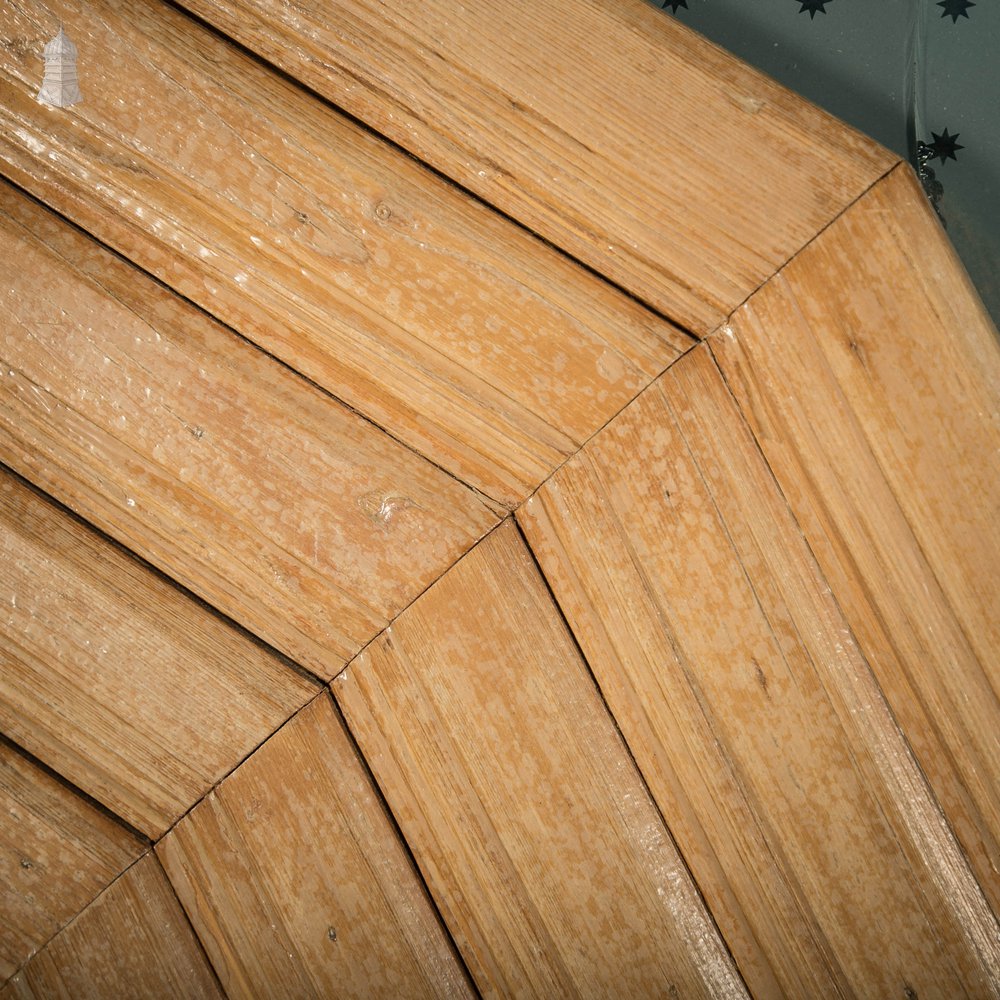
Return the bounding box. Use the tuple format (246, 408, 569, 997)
(1, 854, 223, 999)
(0, 468, 317, 837)
(0, 0, 997, 993)
(0, 180, 496, 679)
(518, 343, 1000, 998)
(711, 164, 1000, 914)
(0, 740, 143, 982)
(0, 0, 688, 504)
(158, 693, 475, 999)
(170, 0, 897, 334)
(334, 520, 747, 1000)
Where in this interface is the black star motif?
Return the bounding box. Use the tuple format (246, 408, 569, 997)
(660, 0, 688, 12)
(922, 128, 964, 165)
(797, 0, 833, 18)
(937, 0, 975, 22)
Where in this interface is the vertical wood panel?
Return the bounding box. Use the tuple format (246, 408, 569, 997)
(0, 180, 496, 679)
(172, 0, 896, 333)
(1, 854, 222, 999)
(1, 468, 317, 837)
(712, 164, 1000, 913)
(518, 346, 999, 998)
(334, 521, 746, 1000)
(158, 694, 474, 1000)
(0, 0, 688, 502)
(0, 741, 142, 983)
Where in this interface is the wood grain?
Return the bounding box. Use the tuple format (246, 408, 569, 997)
(0, 179, 496, 680)
(0, 468, 317, 838)
(334, 520, 746, 1000)
(711, 164, 1000, 914)
(518, 344, 1000, 998)
(172, 0, 896, 334)
(0, 0, 688, 503)
(158, 693, 474, 999)
(0, 739, 142, 984)
(1, 853, 222, 998)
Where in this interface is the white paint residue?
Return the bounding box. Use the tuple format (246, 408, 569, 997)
(357, 491, 417, 525)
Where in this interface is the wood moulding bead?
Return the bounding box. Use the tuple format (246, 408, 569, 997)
(0, 739, 143, 984)
(171, 0, 897, 333)
(711, 163, 1000, 915)
(0, 0, 689, 504)
(0, 180, 496, 680)
(0, 467, 318, 838)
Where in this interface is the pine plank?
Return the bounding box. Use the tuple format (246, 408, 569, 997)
(1, 853, 222, 998)
(518, 345, 1000, 998)
(0, 0, 688, 504)
(711, 164, 1000, 913)
(0, 179, 497, 680)
(0, 740, 143, 984)
(171, 0, 896, 334)
(157, 693, 474, 999)
(333, 520, 746, 1000)
(0, 468, 317, 838)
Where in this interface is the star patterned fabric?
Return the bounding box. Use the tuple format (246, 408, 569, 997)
(924, 129, 965, 164)
(797, 0, 833, 18)
(937, 0, 975, 23)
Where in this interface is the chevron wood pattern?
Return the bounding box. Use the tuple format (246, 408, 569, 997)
(0, 0, 688, 505)
(334, 522, 746, 1000)
(0, 740, 142, 980)
(518, 344, 1000, 997)
(0, 1, 996, 996)
(0, 467, 317, 837)
(1, 855, 222, 999)
(157, 693, 474, 999)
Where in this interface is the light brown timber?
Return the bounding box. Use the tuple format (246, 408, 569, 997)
(171, 0, 896, 334)
(0, 854, 223, 999)
(0, 0, 689, 503)
(0, 467, 318, 838)
(334, 520, 747, 1000)
(518, 344, 1000, 998)
(711, 164, 1000, 914)
(157, 693, 475, 1000)
(0, 740, 142, 983)
(0, 179, 496, 680)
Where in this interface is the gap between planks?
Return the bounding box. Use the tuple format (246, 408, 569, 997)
(325, 159, 914, 690)
(0, 176, 509, 521)
(0, 75, 925, 994)
(159, 0, 703, 349)
(166, 0, 902, 355)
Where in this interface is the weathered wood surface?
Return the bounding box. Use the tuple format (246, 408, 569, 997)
(172, 0, 896, 334)
(0, 740, 142, 983)
(518, 344, 1000, 998)
(334, 521, 746, 1000)
(1, 853, 223, 999)
(712, 164, 1000, 914)
(0, 468, 317, 838)
(158, 693, 474, 1000)
(0, 180, 497, 679)
(0, 0, 688, 504)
